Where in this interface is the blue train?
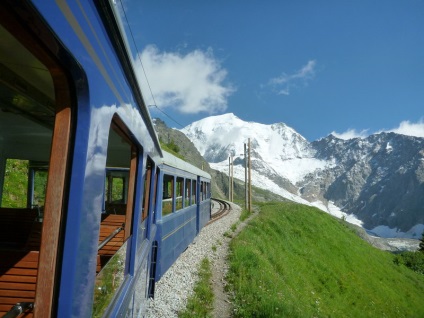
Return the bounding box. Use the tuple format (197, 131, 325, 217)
(0, 1, 211, 317)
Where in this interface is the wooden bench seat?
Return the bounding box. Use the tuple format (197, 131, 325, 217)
(0, 250, 38, 317)
(96, 214, 126, 273)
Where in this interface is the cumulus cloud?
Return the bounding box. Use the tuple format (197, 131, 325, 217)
(135, 45, 234, 114)
(267, 60, 317, 95)
(330, 119, 424, 140)
(386, 119, 424, 138)
(331, 128, 369, 140)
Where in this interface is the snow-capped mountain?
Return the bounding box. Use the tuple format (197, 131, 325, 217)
(181, 113, 424, 239)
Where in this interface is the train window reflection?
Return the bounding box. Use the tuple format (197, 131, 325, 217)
(192, 180, 197, 204)
(142, 158, 153, 222)
(185, 179, 191, 207)
(176, 177, 184, 211)
(93, 119, 138, 316)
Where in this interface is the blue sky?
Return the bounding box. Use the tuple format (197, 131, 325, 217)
(123, 0, 424, 141)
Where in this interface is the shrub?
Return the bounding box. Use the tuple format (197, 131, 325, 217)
(394, 251, 424, 274)
(419, 232, 424, 253)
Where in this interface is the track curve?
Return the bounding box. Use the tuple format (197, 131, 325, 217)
(208, 198, 232, 225)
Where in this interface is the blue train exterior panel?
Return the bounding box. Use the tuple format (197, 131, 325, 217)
(199, 200, 211, 229)
(156, 206, 198, 280)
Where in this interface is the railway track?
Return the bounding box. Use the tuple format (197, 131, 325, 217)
(208, 198, 232, 225)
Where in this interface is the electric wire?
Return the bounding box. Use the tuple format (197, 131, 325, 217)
(118, 0, 184, 128)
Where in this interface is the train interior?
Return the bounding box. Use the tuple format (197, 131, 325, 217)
(0, 19, 56, 316)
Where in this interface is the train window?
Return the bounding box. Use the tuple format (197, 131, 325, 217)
(105, 169, 129, 215)
(185, 179, 191, 207)
(93, 119, 138, 316)
(1, 159, 29, 208)
(0, 10, 72, 316)
(176, 177, 184, 211)
(152, 167, 160, 221)
(162, 174, 174, 216)
(200, 181, 204, 201)
(142, 158, 153, 221)
(30, 163, 48, 212)
(192, 180, 197, 204)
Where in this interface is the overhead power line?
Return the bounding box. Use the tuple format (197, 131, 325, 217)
(118, 0, 184, 129)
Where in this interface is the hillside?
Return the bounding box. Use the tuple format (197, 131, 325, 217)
(227, 201, 424, 317)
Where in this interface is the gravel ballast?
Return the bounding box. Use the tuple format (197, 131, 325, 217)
(146, 202, 241, 318)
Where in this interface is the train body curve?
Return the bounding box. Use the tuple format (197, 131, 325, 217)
(0, 1, 211, 317)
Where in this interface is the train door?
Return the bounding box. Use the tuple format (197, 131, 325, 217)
(0, 2, 74, 316)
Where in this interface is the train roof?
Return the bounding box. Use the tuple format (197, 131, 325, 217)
(160, 151, 211, 180)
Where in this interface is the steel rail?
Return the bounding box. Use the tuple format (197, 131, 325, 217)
(208, 198, 231, 225)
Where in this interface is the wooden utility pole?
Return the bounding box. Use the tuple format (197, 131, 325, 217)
(228, 156, 231, 201)
(248, 138, 252, 211)
(231, 155, 234, 202)
(244, 143, 247, 210)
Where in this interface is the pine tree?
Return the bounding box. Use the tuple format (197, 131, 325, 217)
(419, 232, 424, 253)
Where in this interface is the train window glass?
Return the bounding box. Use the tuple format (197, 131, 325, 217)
(111, 177, 124, 202)
(176, 177, 184, 211)
(162, 174, 174, 216)
(93, 120, 138, 316)
(1, 159, 29, 208)
(142, 158, 153, 221)
(105, 170, 128, 215)
(152, 168, 160, 221)
(31, 166, 48, 210)
(200, 181, 204, 201)
(185, 179, 191, 207)
(192, 180, 197, 204)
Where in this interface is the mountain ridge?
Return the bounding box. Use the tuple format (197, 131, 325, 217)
(180, 113, 424, 239)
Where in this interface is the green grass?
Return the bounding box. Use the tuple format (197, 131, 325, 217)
(240, 208, 251, 222)
(1, 159, 29, 207)
(179, 258, 214, 318)
(227, 201, 424, 318)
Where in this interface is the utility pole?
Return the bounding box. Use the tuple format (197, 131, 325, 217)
(248, 138, 252, 212)
(231, 154, 234, 202)
(228, 156, 231, 201)
(244, 143, 247, 210)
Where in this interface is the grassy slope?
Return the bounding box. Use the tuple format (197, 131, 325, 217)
(227, 202, 424, 318)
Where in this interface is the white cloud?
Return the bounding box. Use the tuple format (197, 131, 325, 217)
(135, 45, 234, 114)
(386, 119, 424, 138)
(331, 128, 369, 140)
(268, 60, 316, 95)
(330, 119, 424, 140)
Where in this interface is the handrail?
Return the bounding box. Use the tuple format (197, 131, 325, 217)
(97, 226, 123, 251)
(3, 302, 34, 318)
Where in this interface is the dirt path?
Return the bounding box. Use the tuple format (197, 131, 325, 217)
(211, 204, 257, 318)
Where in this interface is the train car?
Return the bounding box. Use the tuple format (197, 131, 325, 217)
(0, 0, 165, 317)
(0, 1, 212, 317)
(152, 152, 211, 285)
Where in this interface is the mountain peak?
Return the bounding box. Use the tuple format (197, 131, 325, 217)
(181, 113, 313, 163)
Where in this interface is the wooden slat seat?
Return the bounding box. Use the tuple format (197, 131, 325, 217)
(96, 214, 126, 273)
(100, 214, 125, 227)
(0, 250, 38, 316)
